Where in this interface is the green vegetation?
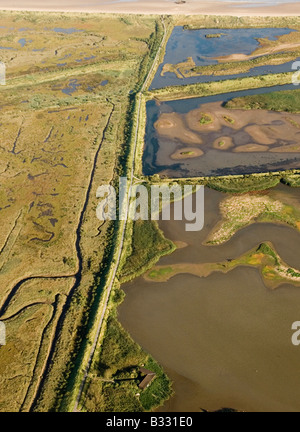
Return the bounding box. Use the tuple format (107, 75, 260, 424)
(148, 266, 174, 279)
(206, 173, 281, 193)
(181, 151, 194, 155)
(225, 89, 300, 113)
(161, 56, 195, 79)
(178, 14, 300, 30)
(145, 241, 300, 288)
(163, 51, 300, 80)
(205, 33, 225, 38)
(0, 10, 170, 413)
(139, 357, 171, 411)
(257, 242, 279, 265)
(287, 268, 300, 278)
(222, 115, 235, 124)
(197, 51, 300, 76)
(120, 220, 176, 283)
(199, 112, 213, 125)
(282, 172, 300, 187)
(145, 170, 300, 194)
(146, 72, 293, 101)
(205, 192, 300, 245)
(83, 309, 172, 412)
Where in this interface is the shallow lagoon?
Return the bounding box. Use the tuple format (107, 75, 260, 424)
(143, 84, 300, 178)
(150, 27, 299, 89)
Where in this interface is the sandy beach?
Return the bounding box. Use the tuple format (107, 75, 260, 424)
(0, 0, 299, 16)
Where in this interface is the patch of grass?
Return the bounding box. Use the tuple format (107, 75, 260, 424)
(282, 172, 300, 187)
(191, 51, 300, 78)
(139, 357, 172, 411)
(257, 243, 279, 265)
(147, 72, 293, 101)
(199, 112, 213, 125)
(207, 174, 281, 193)
(181, 151, 194, 155)
(120, 220, 175, 282)
(148, 267, 174, 279)
(225, 89, 300, 113)
(83, 315, 172, 412)
(206, 192, 300, 245)
(223, 115, 235, 124)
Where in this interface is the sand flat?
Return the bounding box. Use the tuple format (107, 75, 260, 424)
(0, 0, 300, 16)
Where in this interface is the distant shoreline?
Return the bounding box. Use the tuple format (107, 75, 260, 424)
(0, 0, 299, 17)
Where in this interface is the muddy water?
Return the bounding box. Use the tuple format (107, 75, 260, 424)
(118, 185, 300, 412)
(144, 84, 300, 178)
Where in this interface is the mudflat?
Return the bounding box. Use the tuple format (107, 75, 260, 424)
(155, 101, 300, 156)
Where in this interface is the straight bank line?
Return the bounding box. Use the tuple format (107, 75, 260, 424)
(72, 17, 167, 412)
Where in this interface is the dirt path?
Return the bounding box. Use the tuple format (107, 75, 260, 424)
(72, 17, 168, 413)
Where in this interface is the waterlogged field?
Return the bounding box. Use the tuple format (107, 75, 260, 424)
(0, 10, 163, 412)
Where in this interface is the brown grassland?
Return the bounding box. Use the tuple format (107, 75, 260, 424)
(0, 10, 163, 412)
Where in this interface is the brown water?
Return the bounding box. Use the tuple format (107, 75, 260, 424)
(118, 185, 300, 412)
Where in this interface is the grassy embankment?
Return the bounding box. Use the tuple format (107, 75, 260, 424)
(76, 16, 175, 413)
(146, 72, 293, 101)
(145, 241, 300, 289)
